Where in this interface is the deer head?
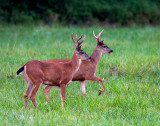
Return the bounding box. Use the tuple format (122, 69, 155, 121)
(72, 34, 91, 60)
(93, 29, 113, 54)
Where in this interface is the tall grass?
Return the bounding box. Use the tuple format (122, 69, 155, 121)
(0, 24, 159, 125)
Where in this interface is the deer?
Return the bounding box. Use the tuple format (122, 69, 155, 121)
(43, 29, 113, 101)
(16, 34, 91, 109)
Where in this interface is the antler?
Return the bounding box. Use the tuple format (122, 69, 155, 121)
(78, 35, 86, 46)
(72, 34, 86, 47)
(93, 29, 104, 42)
(72, 33, 77, 46)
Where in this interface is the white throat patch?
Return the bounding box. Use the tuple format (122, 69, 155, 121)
(75, 59, 82, 73)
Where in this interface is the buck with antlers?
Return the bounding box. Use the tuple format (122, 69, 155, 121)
(16, 34, 90, 109)
(44, 29, 113, 101)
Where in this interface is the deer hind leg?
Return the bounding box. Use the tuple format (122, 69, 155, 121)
(23, 72, 33, 109)
(59, 84, 66, 107)
(43, 85, 53, 102)
(30, 82, 42, 108)
(87, 76, 105, 94)
(24, 82, 33, 109)
(80, 81, 86, 96)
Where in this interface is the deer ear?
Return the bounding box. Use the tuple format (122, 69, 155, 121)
(98, 40, 104, 44)
(97, 40, 104, 46)
(100, 40, 104, 43)
(76, 45, 81, 50)
(75, 47, 80, 53)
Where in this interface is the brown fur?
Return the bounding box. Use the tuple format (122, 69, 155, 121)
(44, 30, 113, 101)
(18, 35, 90, 109)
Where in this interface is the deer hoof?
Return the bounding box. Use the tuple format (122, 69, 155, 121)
(98, 90, 102, 96)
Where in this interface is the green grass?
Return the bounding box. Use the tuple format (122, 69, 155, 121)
(0, 24, 159, 125)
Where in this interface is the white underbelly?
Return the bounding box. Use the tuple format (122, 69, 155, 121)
(43, 81, 54, 85)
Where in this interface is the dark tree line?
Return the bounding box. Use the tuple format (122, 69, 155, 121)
(0, 0, 160, 25)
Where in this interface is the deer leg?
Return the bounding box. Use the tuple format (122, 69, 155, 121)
(24, 82, 33, 109)
(30, 83, 41, 108)
(59, 84, 66, 107)
(43, 85, 53, 102)
(88, 76, 105, 93)
(23, 72, 33, 109)
(80, 81, 86, 96)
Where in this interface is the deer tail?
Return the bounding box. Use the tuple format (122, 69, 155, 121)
(16, 65, 26, 76)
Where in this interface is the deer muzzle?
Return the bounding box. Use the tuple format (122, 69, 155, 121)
(109, 50, 113, 53)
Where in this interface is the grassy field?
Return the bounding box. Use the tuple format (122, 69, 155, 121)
(0, 24, 159, 125)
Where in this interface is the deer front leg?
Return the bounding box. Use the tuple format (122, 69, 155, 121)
(87, 76, 105, 94)
(43, 85, 53, 102)
(30, 83, 41, 108)
(59, 84, 66, 107)
(80, 81, 86, 96)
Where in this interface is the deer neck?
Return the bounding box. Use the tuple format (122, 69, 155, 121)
(71, 51, 82, 74)
(90, 46, 102, 65)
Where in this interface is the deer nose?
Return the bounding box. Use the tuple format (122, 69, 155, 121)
(89, 57, 91, 60)
(109, 50, 113, 53)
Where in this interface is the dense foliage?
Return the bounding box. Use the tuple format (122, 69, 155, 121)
(0, 0, 160, 25)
